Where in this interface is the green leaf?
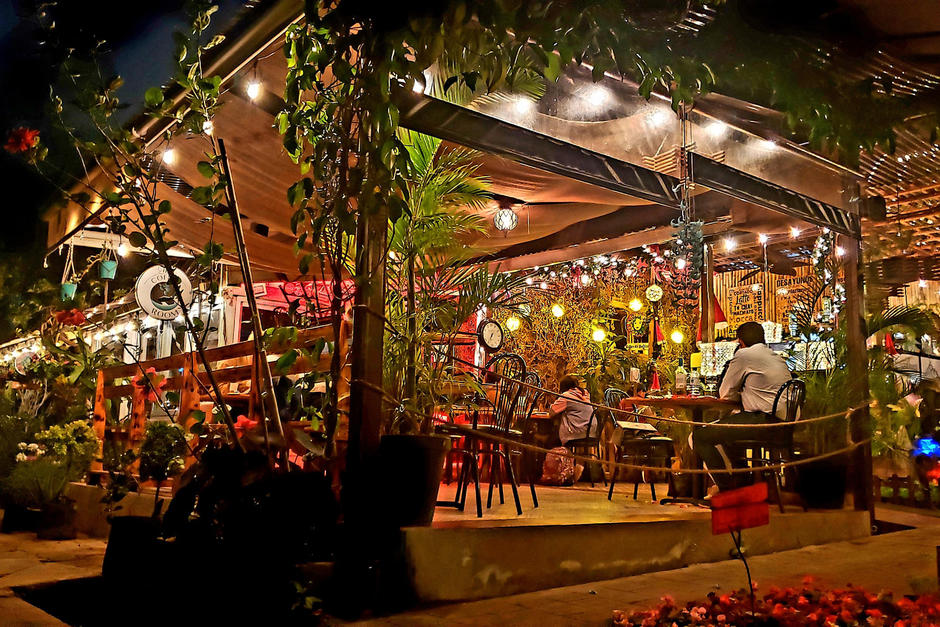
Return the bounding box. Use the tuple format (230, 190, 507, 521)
(145, 87, 165, 107)
(275, 349, 298, 374)
(127, 232, 147, 248)
(197, 161, 215, 179)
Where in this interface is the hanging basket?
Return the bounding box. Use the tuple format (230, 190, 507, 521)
(100, 259, 118, 280)
(60, 282, 78, 300)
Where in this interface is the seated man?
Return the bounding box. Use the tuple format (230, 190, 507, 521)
(691, 321, 793, 492)
(549, 375, 597, 446)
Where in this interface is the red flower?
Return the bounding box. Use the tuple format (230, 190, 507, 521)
(53, 308, 86, 326)
(234, 415, 258, 436)
(131, 367, 167, 402)
(5, 127, 40, 153)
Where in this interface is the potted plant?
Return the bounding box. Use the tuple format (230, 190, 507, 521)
(102, 422, 185, 579)
(1, 457, 72, 538)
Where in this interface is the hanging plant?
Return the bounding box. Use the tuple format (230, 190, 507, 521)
(670, 219, 704, 280)
(59, 243, 77, 301)
(99, 239, 118, 280)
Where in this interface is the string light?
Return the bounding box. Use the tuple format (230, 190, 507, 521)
(117, 242, 128, 257)
(539, 281, 548, 290)
(789, 226, 801, 238)
(506, 316, 521, 332)
(246, 80, 262, 100)
(202, 120, 214, 135)
(670, 329, 684, 344)
(675, 258, 687, 270)
(723, 237, 736, 252)
(551, 303, 565, 318)
(628, 298, 643, 312)
(162, 148, 177, 165)
(758, 233, 768, 245)
(591, 327, 607, 343)
(835, 246, 846, 257)
(580, 274, 593, 286)
(919, 278, 928, 288)
(524, 277, 533, 285)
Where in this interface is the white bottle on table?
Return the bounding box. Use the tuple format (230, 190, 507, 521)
(674, 358, 688, 396)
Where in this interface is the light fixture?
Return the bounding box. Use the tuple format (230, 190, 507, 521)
(675, 257, 687, 270)
(117, 242, 128, 257)
(551, 303, 565, 318)
(723, 237, 736, 252)
(628, 298, 643, 312)
(758, 233, 768, 245)
(584, 84, 610, 107)
(162, 148, 177, 166)
(645, 284, 664, 302)
(512, 97, 535, 115)
(246, 80, 262, 100)
(524, 277, 533, 285)
(493, 206, 518, 232)
(580, 273, 593, 286)
(758, 138, 775, 150)
(789, 226, 801, 238)
(706, 120, 728, 139)
(506, 316, 521, 332)
(835, 246, 846, 257)
(202, 120, 214, 135)
(670, 329, 684, 344)
(919, 278, 928, 288)
(592, 327, 607, 343)
(539, 281, 548, 290)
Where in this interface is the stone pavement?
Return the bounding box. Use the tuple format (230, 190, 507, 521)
(0, 532, 106, 625)
(351, 506, 940, 626)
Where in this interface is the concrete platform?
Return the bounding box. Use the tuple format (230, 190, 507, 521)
(403, 483, 870, 602)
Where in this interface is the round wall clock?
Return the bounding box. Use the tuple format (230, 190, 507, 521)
(645, 284, 664, 303)
(477, 318, 504, 352)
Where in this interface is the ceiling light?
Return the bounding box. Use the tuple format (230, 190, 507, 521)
(162, 148, 176, 166)
(539, 281, 548, 290)
(117, 242, 128, 257)
(758, 233, 768, 245)
(706, 120, 727, 138)
(584, 84, 610, 107)
(524, 277, 533, 285)
(835, 246, 846, 257)
(628, 298, 643, 312)
(551, 303, 565, 318)
(675, 258, 687, 270)
(789, 226, 801, 238)
(723, 237, 736, 252)
(670, 329, 684, 344)
(494, 207, 518, 231)
(246, 80, 262, 100)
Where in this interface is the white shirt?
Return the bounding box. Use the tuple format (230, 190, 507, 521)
(551, 388, 596, 444)
(719, 343, 792, 417)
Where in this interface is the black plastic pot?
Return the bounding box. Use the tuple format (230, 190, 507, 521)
(102, 516, 161, 580)
(37, 501, 77, 540)
(378, 434, 451, 527)
(796, 453, 849, 509)
(1, 505, 41, 533)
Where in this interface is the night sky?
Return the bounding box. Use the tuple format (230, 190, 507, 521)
(0, 0, 245, 253)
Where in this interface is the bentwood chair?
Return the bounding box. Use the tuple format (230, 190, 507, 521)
(504, 371, 543, 508)
(470, 353, 527, 515)
(563, 403, 606, 488)
(604, 387, 674, 502)
(731, 378, 807, 512)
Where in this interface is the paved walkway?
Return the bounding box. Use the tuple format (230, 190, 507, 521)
(0, 532, 106, 625)
(351, 506, 940, 626)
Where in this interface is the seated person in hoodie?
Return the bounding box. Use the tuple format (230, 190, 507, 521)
(549, 375, 597, 447)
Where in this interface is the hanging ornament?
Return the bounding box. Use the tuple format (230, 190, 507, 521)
(494, 206, 519, 232)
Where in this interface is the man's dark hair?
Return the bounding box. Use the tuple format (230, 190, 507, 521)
(736, 321, 766, 347)
(559, 375, 581, 393)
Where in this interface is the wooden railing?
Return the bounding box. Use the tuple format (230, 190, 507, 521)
(91, 325, 344, 470)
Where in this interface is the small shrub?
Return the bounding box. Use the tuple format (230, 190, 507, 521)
(35, 420, 98, 479)
(1, 458, 69, 508)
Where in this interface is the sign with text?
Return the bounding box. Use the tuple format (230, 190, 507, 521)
(727, 284, 764, 331)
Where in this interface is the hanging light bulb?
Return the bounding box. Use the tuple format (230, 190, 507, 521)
(539, 281, 548, 290)
(524, 277, 533, 285)
(117, 242, 128, 257)
(723, 237, 736, 252)
(506, 316, 521, 332)
(835, 246, 846, 257)
(162, 148, 177, 165)
(675, 258, 687, 270)
(246, 80, 262, 100)
(628, 298, 643, 312)
(670, 329, 685, 344)
(551, 303, 565, 318)
(580, 273, 593, 286)
(493, 207, 518, 231)
(789, 226, 801, 238)
(919, 278, 928, 288)
(202, 120, 214, 135)
(758, 233, 769, 245)
(591, 327, 607, 343)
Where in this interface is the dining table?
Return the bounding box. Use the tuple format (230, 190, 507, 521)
(618, 395, 740, 505)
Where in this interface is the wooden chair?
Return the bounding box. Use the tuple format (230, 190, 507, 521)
(564, 401, 606, 488)
(604, 387, 673, 502)
(731, 378, 807, 512)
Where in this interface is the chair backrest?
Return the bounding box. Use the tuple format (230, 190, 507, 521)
(771, 378, 807, 422)
(604, 387, 630, 422)
(511, 371, 543, 432)
(485, 353, 527, 432)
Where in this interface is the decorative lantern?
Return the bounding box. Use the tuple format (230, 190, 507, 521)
(493, 207, 518, 232)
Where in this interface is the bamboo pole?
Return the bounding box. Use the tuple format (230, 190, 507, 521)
(217, 139, 284, 460)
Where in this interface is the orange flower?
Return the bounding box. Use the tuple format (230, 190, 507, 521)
(131, 367, 166, 402)
(53, 308, 86, 326)
(5, 127, 40, 153)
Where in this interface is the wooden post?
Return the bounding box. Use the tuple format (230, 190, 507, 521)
(91, 371, 107, 472)
(177, 353, 201, 466)
(128, 385, 149, 473)
(841, 234, 874, 522)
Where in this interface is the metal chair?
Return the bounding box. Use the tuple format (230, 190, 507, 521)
(732, 378, 807, 512)
(509, 371, 543, 508)
(472, 353, 527, 514)
(604, 387, 673, 502)
(563, 395, 606, 488)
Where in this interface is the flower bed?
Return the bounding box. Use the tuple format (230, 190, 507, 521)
(612, 578, 940, 626)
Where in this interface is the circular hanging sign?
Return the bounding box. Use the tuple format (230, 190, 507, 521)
(135, 266, 193, 321)
(645, 284, 664, 303)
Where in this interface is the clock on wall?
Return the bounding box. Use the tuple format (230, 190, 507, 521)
(477, 318, 504, 352)
(645, 284, 664, 303)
